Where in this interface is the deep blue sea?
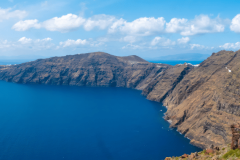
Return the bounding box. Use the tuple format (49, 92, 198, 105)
(0, 80, 201, 160)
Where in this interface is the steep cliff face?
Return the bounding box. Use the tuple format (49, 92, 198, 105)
(1, 50, 239, 149)
(0, 52, 188, 88)
(0, 52, 169, 88)
(163, 50, 240, 149)
(142, 64, 193, 102)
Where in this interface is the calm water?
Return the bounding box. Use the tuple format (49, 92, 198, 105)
(149, 60, 203, 66)
(0, 81, 201, 160)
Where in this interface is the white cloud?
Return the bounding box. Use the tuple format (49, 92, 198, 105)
(151, 37, 161, 46)
(12, 14, 86, 32)
(18, 37, 32, 44)
(151, 37, 175, 46)
(166, 18, 188, 33)
(190, 44, 205, 49)
(230, 14, 240, 33)
(121, 36, 138, 43)
(0, 37, 54, 50)
(182, 15, 226, 36)
(59, 39, 88, 47)
(35, 38, 52, 42)
(12, 19, 41, 31)
(122, 37, 212, 50)
(13, 15, 166, 35)
(0, 8, 27, 22)
(109, 17, 166, 36)
(122, 44, 142, 49)
(33, 38, 54, 50)
(166, 15, 227, 36)
(42, 14, 85, 32)
(177, 37, 190, 44)
(0, 37, 107, 51)
(12, 13, 116, 33)
(0, 40, 12, 49)
(83, 14, 116, 31)
(219, 42, 240, 50)
(43, 38, 52, 41)
(108, 18, 125, 33)
(109, 15, 226, 36)
(11, 12, 228, 41)
(19, 37, 53, 48)
(58, 38, 106, 48)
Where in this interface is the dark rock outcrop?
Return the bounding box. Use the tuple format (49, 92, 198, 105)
(231, 124, 240, 150)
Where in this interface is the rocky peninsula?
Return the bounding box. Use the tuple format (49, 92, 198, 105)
(0, 50, 239, 149)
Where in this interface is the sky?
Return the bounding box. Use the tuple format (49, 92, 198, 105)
(0, 0, 240, 60)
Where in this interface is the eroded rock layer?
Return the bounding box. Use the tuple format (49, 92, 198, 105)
(0, 52, 169, 88)
(163, 50, 240, 149)
(0, 50, 239, 149)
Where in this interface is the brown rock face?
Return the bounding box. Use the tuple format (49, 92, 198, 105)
(181, 154, 188, 158)
(142, 64, 193, 102)
(0, 52, 192, 91)
(0, 52, 170, 87)
(231, 124, 240, 150)
(206, 149, 214, 154)
(189, 153, 196, 159)
(163, 50, 240, 149)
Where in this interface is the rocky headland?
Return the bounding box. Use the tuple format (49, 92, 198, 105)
(0, 50, 239, 150)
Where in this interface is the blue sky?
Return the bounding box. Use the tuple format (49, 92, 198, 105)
(0, 0, 240, 59)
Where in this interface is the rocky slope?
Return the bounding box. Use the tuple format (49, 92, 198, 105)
(0, 50, 239, 149)
(0, 52, 167, 87)
(162, 50, 240, 149)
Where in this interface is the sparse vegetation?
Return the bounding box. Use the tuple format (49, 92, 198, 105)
(164, 145, 240, 160)
(222, 149, 240, 159)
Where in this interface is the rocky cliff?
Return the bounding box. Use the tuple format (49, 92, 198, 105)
(0, 50, 239, 149)
(0, 52, 189, 90)
(0, 52, 167, 87)
(161, 50, 240, 149)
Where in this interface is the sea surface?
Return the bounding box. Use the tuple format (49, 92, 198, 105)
(150, 60, 203, 66)
(0, 80, 201, 160)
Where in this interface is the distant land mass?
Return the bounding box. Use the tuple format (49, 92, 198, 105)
(0, 50, 239, 149)
(151, 53, 211, 61)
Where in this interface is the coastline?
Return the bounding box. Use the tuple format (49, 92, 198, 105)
(0, 51, 236, 151)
